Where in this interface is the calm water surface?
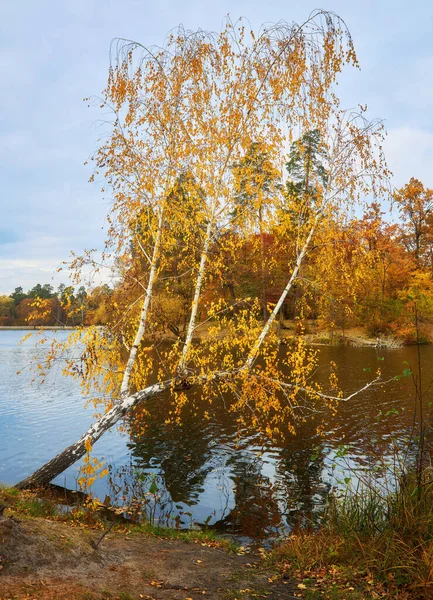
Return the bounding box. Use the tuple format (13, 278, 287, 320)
(1, 330, 432, 539)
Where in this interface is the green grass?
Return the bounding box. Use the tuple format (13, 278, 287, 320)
(302, 586, 366, 600)
(1, 483, 59, 518)
(117, 593, 134, 600)
(1, 484, 57, 518)
(16, 496, 59, 518)
(0, 482, 239, 555)
(0, 483, 20, 501)
(271, 474, 433, 599)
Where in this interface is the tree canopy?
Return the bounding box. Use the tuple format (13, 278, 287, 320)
(17, 11, 390, 489)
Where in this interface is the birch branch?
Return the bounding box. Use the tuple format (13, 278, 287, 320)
(261, 375, 388, 403)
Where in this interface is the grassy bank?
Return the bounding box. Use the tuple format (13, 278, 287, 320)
(269, 475, 433, 599)
(0, 484, 292, 600)
(0, 483, 237, 549)
(4, 474, 433, 599)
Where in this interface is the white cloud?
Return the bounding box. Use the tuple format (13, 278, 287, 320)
(0, 252, 112, 295)
(0, 258, 63, 294)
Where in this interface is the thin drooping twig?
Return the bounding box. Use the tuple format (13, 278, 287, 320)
(261, 375, 390, 403)
(90, 521, 115, 549)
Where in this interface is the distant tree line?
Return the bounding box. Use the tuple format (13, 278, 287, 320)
(0, 283, 113, 327)
(2, 135, 433, 342)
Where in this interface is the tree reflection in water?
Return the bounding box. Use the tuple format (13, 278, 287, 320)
(103, 346, 428, 540)
(209, 454, 284, 539)
(104, 396, 328, 538)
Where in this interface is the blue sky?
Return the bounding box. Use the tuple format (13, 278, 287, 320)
(1, 0, 433, 294)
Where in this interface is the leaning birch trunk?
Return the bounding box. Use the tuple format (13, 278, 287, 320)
(15, 381, 171, 489)
(15, 208, 165, 490)
(178, 201, 217, 374)
(15, 212, 318, 490)
(121, 206, 164, 397)
(15, 199, 216, 491)
(242, 216, 319, 371)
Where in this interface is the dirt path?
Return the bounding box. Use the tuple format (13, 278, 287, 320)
(0, 514, 294, 600)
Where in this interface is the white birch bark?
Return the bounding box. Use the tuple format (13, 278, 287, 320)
(120, 206, 164, 397)
(177, 200, 217, 374)
(15, 380, 172, 489)
(15, 207, 165, 489)
(242, 216, 319, 371)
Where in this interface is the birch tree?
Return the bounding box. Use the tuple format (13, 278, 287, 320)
(16, 11, 388, 490)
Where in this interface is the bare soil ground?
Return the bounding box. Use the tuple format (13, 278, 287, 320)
(0, 512, 295, 600)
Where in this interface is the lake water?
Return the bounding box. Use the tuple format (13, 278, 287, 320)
(1, 330, 432, 540)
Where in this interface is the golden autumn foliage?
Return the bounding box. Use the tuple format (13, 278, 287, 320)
(394, 177, 433, 266)
(40, 14, 387, 426)
(20, 12, 401, 492)
(0, 294, 14, 325)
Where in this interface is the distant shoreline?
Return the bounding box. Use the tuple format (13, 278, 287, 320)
(0, 326, 78, 331)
